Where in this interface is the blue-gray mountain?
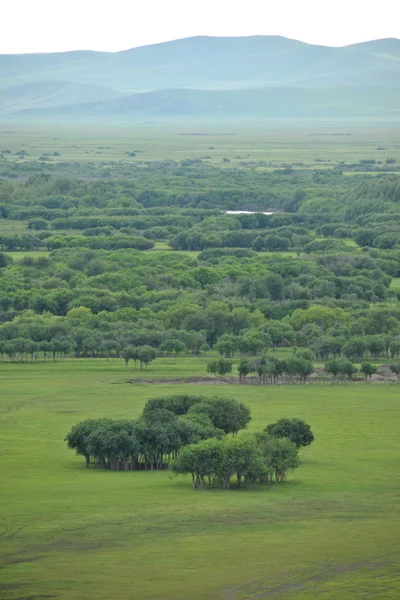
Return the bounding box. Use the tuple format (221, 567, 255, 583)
(0, 36, 399, 118)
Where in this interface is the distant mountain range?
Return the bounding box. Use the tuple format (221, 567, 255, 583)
(0, 36, 399, 119)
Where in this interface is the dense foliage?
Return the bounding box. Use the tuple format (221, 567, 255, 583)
(0, 159, 399, 378)
(66, 394, 303, 489)
(172, 434, 299, 489)
(65, 395, 249, 470)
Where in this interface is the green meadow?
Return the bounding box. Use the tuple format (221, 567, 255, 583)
(1, 358, 399, 600)
(2, 122, 400, 167)
(390, 277, 400, 291)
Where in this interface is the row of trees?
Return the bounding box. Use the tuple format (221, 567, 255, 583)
(212, 330, 400, 362)
(208, 354, 314, 383)
(1, 328, 400, 366)
(207, 355, 399, 383)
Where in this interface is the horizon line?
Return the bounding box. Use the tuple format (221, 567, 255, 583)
(1, 33, 399, 56)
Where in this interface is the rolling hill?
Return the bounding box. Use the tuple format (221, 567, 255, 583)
(0, 35, 399, 118)
(0, 81, 123, 113)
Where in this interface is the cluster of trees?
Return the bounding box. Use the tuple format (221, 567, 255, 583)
(238, 354, 314, 383)
(0, 234, 44, 251)
(173, 417, 314, 489)
(66, 394, 314, 490)
(324, 359, 378, 381)
(65, 395, 251, 470)
(172, 434, 299, 489)
(121, 345, 158, 369)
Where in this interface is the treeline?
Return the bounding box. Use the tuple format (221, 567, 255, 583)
(66, 395, 313, 489)
(0, 233, 154, 252)
(1, 303, 400, 364)
(214, 330, 400, 361)
(1, 249, 400, 362)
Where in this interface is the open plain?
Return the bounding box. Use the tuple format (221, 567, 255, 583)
(1, 358, 399, 600)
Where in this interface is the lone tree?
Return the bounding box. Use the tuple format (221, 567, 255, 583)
(137, 345, 157, 369)
(339, 359, 357, 380)
(324, 359, 341, 380)
(360, 362, 377, 381)
(206, 357, 233, 377)
(159, 339, 186, 362)
(265, 418, 314, 449)
(238, 359, 252, 381)
(121, 346, 138, 369)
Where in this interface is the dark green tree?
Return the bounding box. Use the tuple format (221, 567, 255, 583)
(360, 362, 377, 380)
(265, 418, 314, 449)
(188, 397, 251, 434)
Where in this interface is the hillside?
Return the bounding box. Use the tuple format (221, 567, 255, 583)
(0, 81, 123, 113)
(0, 35, 399, 118)
(15, 86, 400, 119)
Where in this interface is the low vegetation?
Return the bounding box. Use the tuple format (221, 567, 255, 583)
(1, 360, 399, 599)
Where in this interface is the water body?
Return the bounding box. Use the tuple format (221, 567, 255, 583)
(225, 210, 275, 215)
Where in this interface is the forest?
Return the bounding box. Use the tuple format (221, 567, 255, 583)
(0, 156, 400, 381)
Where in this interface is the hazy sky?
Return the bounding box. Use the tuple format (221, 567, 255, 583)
(3, 0, 399, 53)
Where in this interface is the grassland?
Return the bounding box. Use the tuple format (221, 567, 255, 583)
(6, 250, 50, 260)
(1, 357, 399, 600)
(390, 277, 400, 291)
(0, 219, 26, 234)
(1, 123, 400, 168)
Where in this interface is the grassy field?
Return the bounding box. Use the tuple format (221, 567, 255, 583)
(1, 357, 399, 600)
(390, 277, 400, 291)
(151, 243, 298, 259)
(0, 219, 26, 234)
(1, 122, 400, 168)
(6, 250, 50, 260)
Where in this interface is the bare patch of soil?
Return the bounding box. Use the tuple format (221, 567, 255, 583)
(117, 375, 229, 385)
(115, 373, 399, 386)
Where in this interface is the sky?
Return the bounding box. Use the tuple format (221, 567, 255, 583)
(2, 0, 399, 54)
